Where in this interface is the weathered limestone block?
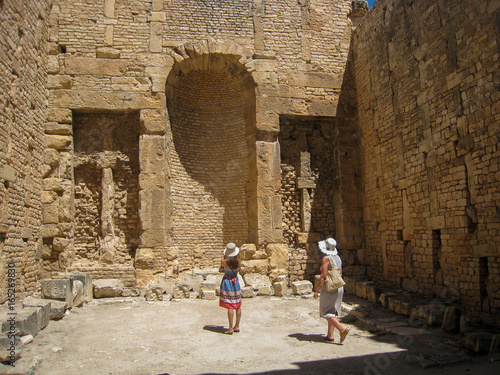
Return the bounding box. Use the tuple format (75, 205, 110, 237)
(240, 259, 268, 275)
(378, 292, 397, 308)
(7, 308, 39, 337)
(184, 274, 204, 293)
(200, 281, 216, 292)
(273, 280, 288, 297)
(156, 276, 175, 295)
(173, 281, 190, 299)
(67, 272, 93, 303)
(464, 332, 494, 354)
(122, 289, 141, 297)
(0, 334, 21, 363)
(41, 279, 73, 307)
(396, 300, 415, 316)
(240, 243, 256, 260)
(356, 281, 374, 299)
(96, 47, 120, 59)
(387, 297, 400, 313)
(93, 279, 124, 298)
(22, 297, 51, 330)
(146, 284, 163, 301)
(366, 284, 380, 304)
(48, 300, 68, 320)
(71, 280, 85, 307)
(45, 135, 72, 150)
(442, 306, 461, 332)
(241, 286, 255, 298)
(200, 289, 216, 300)
(291, 280, 313, 295)
(65, 56, 128, 76)
(134, 248, 156, 269)
(257, 285, 273, 296)
(243, 273, 272, 291)
(140, 108, 165, 135)
(418, 304, 445, 326)
(489, 334, 500, 362)
(342, 276, 359, 295)
(266, 243, 288, 271)
(135, 269, 158, 290)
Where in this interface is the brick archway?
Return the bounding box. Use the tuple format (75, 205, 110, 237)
(165, 39, 257, 270)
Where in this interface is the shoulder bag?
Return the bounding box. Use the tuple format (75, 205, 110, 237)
(325, 257, 346, 292)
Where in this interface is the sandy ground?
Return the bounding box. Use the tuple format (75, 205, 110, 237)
(1, 295, 499, 375)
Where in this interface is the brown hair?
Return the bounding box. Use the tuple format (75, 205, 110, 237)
(226, 256, 239, 270)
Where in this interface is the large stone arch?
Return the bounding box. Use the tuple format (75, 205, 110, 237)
(165, 39, 257, 270)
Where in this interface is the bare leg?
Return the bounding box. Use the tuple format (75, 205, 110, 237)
(326, 319, 335, 340)
(328, 316, 349, 343)
(233, 308, 242, 331)
(226, 309, 234, 333)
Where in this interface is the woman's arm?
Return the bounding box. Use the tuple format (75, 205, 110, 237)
(314, 257, 330, 298)
(219, 258, 226, 272)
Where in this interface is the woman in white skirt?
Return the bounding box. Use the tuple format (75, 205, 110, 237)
(314, 238, 350, 343)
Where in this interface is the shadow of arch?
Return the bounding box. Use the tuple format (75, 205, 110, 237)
(166, 39, 257, 269)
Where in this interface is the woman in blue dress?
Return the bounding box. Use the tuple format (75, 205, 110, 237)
(219, 243, 242, 334)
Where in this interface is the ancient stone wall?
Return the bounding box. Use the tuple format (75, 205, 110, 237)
(0, 0, 53, 303)
(354, 0, 499, 324)
(35, 0, 359, 288)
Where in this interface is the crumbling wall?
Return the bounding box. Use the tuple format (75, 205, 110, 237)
(354, 0, 499, 324)
(0, 0, 53, 302)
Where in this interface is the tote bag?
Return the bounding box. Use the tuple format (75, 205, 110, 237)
(325, 257, 346, 292)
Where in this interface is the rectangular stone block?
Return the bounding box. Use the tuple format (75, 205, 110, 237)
(464, 332, 493, 353)
(366, 284, 380, 304)
(273, 281, 288, 297)
(291, 280, 312, 295)
(41, 279, 73, 308)
(67, 272, 93, 303)
(200, 290, 216, 300)
(49, 300, 69, 320)
(0, 334, 21, 363)
(2, 308, 40, 337)
(379, 292, 397, 308)
(241, 286, 255, 298)
(22, 297, 51, 330)
(442, 306, 461, 332)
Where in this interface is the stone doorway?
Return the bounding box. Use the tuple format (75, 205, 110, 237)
(166, 53, 256, 271)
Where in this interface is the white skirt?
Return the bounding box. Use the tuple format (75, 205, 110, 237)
(319, 285, 344, 319)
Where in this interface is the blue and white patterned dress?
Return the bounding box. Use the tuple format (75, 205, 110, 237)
(219, 269, 242, 310)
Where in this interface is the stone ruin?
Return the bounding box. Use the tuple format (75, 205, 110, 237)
(0, 0, 498, 336)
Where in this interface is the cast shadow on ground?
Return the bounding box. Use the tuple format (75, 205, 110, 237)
(203, 325, 228, 334)
(288, 333, 342, 345)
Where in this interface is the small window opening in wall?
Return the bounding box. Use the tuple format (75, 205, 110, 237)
(396, 230, 403, 241)
(479, 257, 489, 300)
(0, 232, 6, 243)
(59, 44, 67, 53)
(432, 229, 441, 272)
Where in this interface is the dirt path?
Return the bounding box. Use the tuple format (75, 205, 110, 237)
(1, 295, 499, 375)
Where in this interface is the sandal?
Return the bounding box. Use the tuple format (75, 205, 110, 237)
(325, 336, 335, 342)
(340, 328, 350, 344)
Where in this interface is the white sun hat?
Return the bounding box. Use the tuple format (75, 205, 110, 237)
(224, 242, 240, 257)
(319, 237, 338, 256)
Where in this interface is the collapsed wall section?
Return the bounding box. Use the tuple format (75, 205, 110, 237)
(354, 0, 499, 323)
